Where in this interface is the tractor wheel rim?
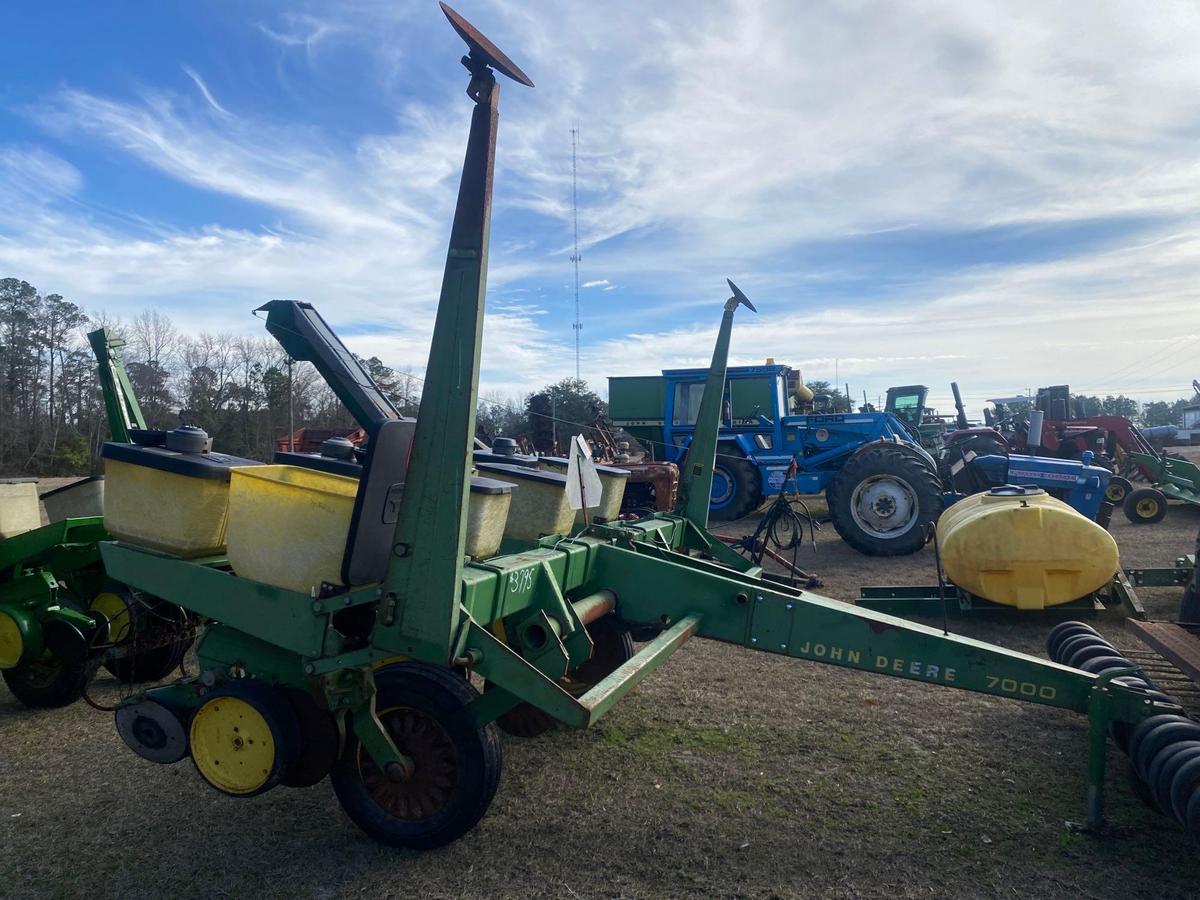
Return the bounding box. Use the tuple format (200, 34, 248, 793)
(1136, 498, 1159, 518)
(710, 465, 734, 506)
(361, 705, 458, 821)
(849, 475, 918, 538)
(1106, 484, 1124, 502)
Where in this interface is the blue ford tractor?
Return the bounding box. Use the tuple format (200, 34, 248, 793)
(609, 363, 945, 555)
(609, 364, 1114, 557)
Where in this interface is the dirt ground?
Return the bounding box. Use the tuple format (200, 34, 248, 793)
(3, 486, 1200, 898)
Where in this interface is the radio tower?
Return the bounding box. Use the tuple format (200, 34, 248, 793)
(570, 126, 581, 380)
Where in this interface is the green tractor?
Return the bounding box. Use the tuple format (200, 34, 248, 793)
(0, 329, 192, 708)
(884, 384, 947, 451)
(92, 3, 1200, 850)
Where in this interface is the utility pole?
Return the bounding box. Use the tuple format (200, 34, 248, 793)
(570, 126, 581, 381)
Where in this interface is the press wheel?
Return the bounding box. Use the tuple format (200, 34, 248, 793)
(331, 661, 501, 849)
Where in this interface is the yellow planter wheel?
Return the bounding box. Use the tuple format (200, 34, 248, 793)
(189, 682, 299, 797)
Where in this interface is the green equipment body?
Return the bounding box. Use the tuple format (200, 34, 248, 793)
(96, 1, 1197, 852)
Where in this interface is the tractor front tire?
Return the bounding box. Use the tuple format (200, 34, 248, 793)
(827, 446, 943, 557)
(709, 453, 761, 521)
(1106, 475, 1134, 505)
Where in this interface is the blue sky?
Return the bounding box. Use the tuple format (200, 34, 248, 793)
(2, 1, 1198, 415)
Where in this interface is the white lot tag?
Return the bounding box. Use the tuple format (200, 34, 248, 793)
(565, 434, 603, 510)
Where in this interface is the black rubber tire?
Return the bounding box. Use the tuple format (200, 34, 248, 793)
(1105, 475, 1133, 505)
(102, 596, 191, 684)
(1187, 786, 1200, 837)
(708, 453, 762, 521)
(1123, 488, 1168, 525)
(1169, 751, 1200, 823)
(1127, 759, 1159, 813)
(1079, 655, 1135, 676)
(1045, 621, 1100, 660)
(1135, 720, 1200, 780)
(1067, 643, 1127, 670)
(1149, 741, 1200, 815)
(331, 661, 501, 849)
(1, 653, 89, 709)
(826, 445, 943, 557)
(1129, 715, 1190, 768)
(1054, 633, 1108, 666)
(281, 688, 340, 788)
(105, 638, 189, 684)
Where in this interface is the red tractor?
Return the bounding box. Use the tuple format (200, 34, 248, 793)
(940, 383, 1172, 507)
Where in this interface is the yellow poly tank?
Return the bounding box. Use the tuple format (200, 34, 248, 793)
(101, 434, 262, 558)
(537, 457, 630, 523)
(0, 481, 42, 538)
(40, 476, 105, 521)
(474, 462, 575, 544)
(937, 486, 1118, 609)
(226, 465, 357, 593)
(466, 476, 514, 559)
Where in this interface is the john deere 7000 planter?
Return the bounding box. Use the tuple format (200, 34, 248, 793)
(98, 3, 1200, 848)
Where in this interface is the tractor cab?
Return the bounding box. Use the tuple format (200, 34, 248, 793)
(884, 385, 929, 428)
(886, 384, 946, 451)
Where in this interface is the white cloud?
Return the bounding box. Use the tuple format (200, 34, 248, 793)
(2, 0, 1199, 408)
(181, 67, 229, 116)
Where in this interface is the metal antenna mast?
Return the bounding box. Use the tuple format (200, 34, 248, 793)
(570, 125, 581, 380)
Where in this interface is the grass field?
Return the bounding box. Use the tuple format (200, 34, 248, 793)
(2, 488, 1199, 898)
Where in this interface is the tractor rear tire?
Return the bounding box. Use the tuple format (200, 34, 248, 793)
(939, 433, 1008, 494)
(709, 453, 761, 521)
(827, 445, 943, 557)
(1123, 488, 1168, 525)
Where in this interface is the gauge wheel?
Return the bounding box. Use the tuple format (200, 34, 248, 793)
(2, 652, 89, 709)
(331, 661, 502, 849)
